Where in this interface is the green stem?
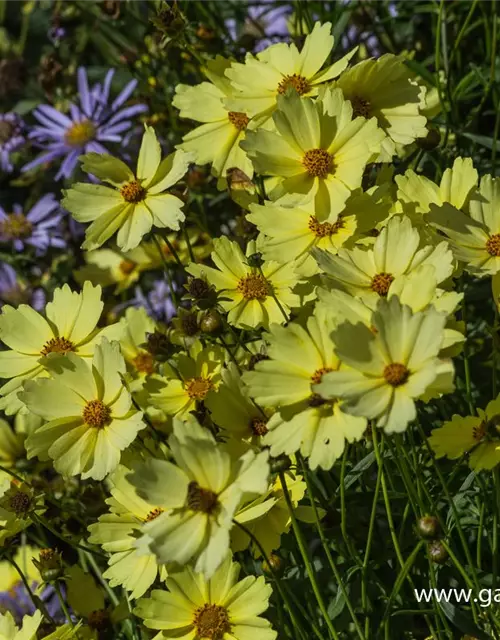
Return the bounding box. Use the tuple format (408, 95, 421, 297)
(8, 554, 55, 624)
(34, 514, 106, 559)
(54, 580, 74, 627)
(152, 233, 179, 310)
(279, 471, 339, 640)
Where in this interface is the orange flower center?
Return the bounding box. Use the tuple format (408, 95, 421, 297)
(486, 234, 500, 257)
(0, 213, 33, 240)
(82, 399, 112, 428)
(185, 376, 213, 400)
(145, 507, 164, 522)
(193, 603, 231, 640)
(383, 363, 409, 387)
(228, 111, 250, 131)
(371, 272, 394, 296)
(187, 481, 219, 514)
(302, 148, 333, 178)
(277, 73, 311, 96)
(133, 352, 155, 374)
(40, 337, 75, 356)
(249, 417, 268, 436)
(119, 259, 136, 275)
(120, 180, 146, 203)
(308, 216, 345, 238)
(351, 95, 372, 118)
(237, 273, 270, 300)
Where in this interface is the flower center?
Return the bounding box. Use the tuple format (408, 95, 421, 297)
(309, 368, 334, 407)
(308, 216, 345, 238)
(383, 363, 409, 387)
(0, 120, 15, 144)
(120, 180, 146, 203)
(486, 234, 500, 257)
(8, 491, 31, 516)
(64, 119, 97, 147)
(228, 111, 250, 131)
(249, 416, 268, 436)
(145, 507, 164, 522)
(82, 399, 112, 428)
(371, 272, 394, 296)
(351, 95, 372, 119)
(185, 376, 213, 400)
(133, 352, 155, 374)
(302, 149, 333, 178)
(0, 213, 33, 240)
(472, 421, 486, 441)
(119, 259, 136, 275)
(40, 336, 75, 356)
(311, 367, 334, 385)
(237, 273, 270, 300)
(277, 73, 311, 96)
(193, 603, 231, 640)
(88, 610, 110, 631)
(186, 481, 219, 514)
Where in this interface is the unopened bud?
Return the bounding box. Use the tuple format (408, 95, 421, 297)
(417, 515, 440, 540)
(428, 540, 448, 564)
(200, 309, 223, 335)
(33, 549, 63, 582)
(262, 553, 284, 576)
(417, 127, 441, 151)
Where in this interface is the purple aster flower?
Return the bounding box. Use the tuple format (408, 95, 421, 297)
(0, 581, 65, 624)
(0, 193, 65, 254)
(0, 113, 24, 173)
(227, 1, 292, 51)
(0, 263, 46, 310)
(136, 279, 176, 321)
(23, 67, 148, 180)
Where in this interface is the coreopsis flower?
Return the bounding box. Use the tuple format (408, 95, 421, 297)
(332, 53, 428, 160)
(429, 174, 500, 276)
(205, 362, 271, 451)
(119, 307, 157, 389)
(62, 126, 193, 251)
(241, 88, 385, 218)
(145, 341, 223, 417)
(226, 21, 356, 122)
(23, 67, 147, 180)
(87, 464, 167, 599)
(243, 306, 366, 470)
(135, 553, 276, 640)
(0, 194, 64, 255)
(0, 611, 42, 640)
(186, 236, 301, 329)
(173, 56, 254, 182)
(396, 156, 478, 216)
(0, 418, 25, 468)
(429, 395, 500, 471)
(0, 113, 24, 173)
(21, 339, 145, 480)
(247, 186, 390, 274)
(0, 282, 122, 415)
(315, 296, 454, 433)
(129, 417, 270, 578)
(314, 215, 454, 309)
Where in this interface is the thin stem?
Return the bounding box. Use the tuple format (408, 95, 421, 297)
(8, 554, 55, 624)
(279, 471, 339, 640)
(54, 580, 74, 627)
(34, 514, 107, 559)
(152, 233, 179, 310)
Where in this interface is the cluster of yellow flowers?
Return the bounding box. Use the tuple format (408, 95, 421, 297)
(2, 20, 500, 640)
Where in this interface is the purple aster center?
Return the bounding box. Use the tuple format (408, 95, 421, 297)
(0, 119, 15, 144)
(0, 213, 33, 240)
(64, 119, 97, 147)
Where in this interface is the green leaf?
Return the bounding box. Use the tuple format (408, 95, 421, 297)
(458, 132, 499, 150)
(439, 601, 490, 640)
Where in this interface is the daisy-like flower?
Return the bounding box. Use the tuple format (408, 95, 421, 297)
(428, 175, 500, 276)
(314, 215, 454, 308)
(21, 339, 145, 480)
(23, 67, 147, 180)
(0, 611, 43, 640)
(243, 305, 367, 470)
(87, 464, 167, 599)
(119, 307, 157, 389)
(247, 186, 390, 274)
(135, 553, 276, 640)
(0, 281, 123, 415)
(226, 21, 356, 122)
(396, 156, 478, 216)
(429, 395, 500, 471)
(62, 126, 193, 252)
(0, 418, 25, 469)
(129, 417, 270, 578)
(241, 88, 385, 218)
(332, 53, 428, 160)
(0, 194, 64, 255)
(0, 113, 24, 173)
(186, 236, 301, 329)
(173, 56, 254, 183)
(315, 296, 454, 433)
(146, 341, 223, 417)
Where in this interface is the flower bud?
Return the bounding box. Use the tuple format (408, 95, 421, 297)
(417, 127, 441, 151)
(33, 549, 63, 582)
(262, 553, 284, 577)
(270, 455, 291, 474)
(428, 540, 448, 564)
(416, 515, 440, 540)
(200, 309, 223, 335)
(247, 252, 264, 268)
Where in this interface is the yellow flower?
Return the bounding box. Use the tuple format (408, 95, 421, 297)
(241, 88, 385, 218)
(0, 282, 123, 415)
(62, 126, 193, 251)
(173, 56, 254, 183)
(226, 21, 356, 122)
(119, 307, 157, 390)
(21, 339, 145, 480)
(0, 611, 42, 640)
(0, 545, 40, 593)
(187, 236, 301, 329)
(333, 53, 428, 160)
(429, 396, 500, 471)
(135, 552, 276, 640)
